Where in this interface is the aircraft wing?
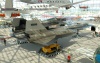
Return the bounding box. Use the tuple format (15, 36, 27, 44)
(15, 0, 35, 4)
(27, 26, 75, 45)
(29, 35, 56, 45)
(71, 0, 90, 5)
(16, 0, 89, 7)
(61, 0, 90, 7)
(67, 23, 89, 29)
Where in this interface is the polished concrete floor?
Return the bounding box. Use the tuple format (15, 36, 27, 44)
(0, 27, 99, 63)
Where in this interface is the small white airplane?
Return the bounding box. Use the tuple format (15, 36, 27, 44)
(17, 0, 91, 10)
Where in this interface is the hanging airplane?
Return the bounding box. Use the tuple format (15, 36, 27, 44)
(17, 0, 91, 10)
(0, 0, 58, 18)
(0, 0, 91, 18)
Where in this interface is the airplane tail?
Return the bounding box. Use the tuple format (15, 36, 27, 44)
(25, 18, 47, 33)
(1, 0, 18, 11)
(0, 4, 1, 12)
(1, 0, 19, 18)
(12, 18, 47, 33)
(0, 4, 1, 8)
(5, 0, 13, 8)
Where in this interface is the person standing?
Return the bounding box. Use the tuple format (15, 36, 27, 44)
(67, 48, 72, 63)
(67, 54, 71, 63)
(4, 39, 6, 46)
(92, 31, 97, 37)
(12, 26, 15, 32)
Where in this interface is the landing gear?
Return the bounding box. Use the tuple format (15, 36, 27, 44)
(73, 29, 83, 38)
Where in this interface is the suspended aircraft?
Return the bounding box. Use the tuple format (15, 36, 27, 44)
(0, 0, 57, 18)
(17, 0, 91, 10)
(0, 0, 91, 18)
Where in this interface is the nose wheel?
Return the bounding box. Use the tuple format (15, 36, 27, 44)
(73, 29, 83, 38)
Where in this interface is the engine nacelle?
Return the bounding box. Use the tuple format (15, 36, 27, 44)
(65, 6, 72, 10)
(18, 0, 38, 4)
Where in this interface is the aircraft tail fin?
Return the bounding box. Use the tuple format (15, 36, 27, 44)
(25, 18, 47, 33)
(1, 0, 19, 18)
(0, 4, 1, 8)
(5, 0, 13, 8)
(1, 0, 18, 11)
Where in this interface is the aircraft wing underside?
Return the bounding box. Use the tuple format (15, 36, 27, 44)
(29, 35, 56, 45)
(61, 0, 90, 7)
(70, 0, 90, 6)
(28, 26, 75, 45)
(16, 0, 90, 8)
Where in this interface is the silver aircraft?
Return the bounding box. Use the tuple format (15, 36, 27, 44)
(17, 0, 90, 10)
(12, 18, 76, 45)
